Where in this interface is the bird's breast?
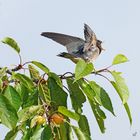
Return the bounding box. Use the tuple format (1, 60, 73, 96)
(83, 47, 100, 61)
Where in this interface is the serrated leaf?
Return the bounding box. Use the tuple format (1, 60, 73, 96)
(28, 64, 40, 80)
(0, 94, 18, 129)
(78, 115, 91, 137)
(89, 81, 115, 115)
(3, 86, 21, 111)
(58, 106, 80, 121)
(41, 125, 53, 140)
(112, 54, 128, 65)
(88, 98, 106, 133)
(13, 73, 34, 93)
(111, 71, 129, 104)
(38, 83, 50, 103)
(111, 81, 132, 124)
(2, 37, 20, 53)
(72, 126, 91, 140)
(67, 78, 86, 114)
(75, 60, 94, 81)
(48, 77, 67, 107)
(32, 61, 50, 74)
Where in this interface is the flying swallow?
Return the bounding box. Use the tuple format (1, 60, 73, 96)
(41, 24, 104, 63)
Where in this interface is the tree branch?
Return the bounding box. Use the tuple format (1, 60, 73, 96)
(58, 66, 111, 80)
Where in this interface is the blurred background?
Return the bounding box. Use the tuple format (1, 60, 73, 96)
(0, 0, 140, 139)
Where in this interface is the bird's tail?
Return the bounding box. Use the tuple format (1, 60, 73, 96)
(57, 52, 80, 64)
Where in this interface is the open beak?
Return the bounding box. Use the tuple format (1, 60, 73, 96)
(101, 47, 105, 51)
(101, 41, 105, 51)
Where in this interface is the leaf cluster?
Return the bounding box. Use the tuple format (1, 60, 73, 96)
(0, 37, 131, 140)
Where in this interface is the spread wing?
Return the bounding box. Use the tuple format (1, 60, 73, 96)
(83, 24, 97, 51)
(84, 24, 96, 43)
(41, 32, 85, 53)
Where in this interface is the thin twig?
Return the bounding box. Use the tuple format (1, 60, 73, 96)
(63, 85, 70, 93)
(96, 73, 111, 82)
(58, 72, 74, 79)
(0, 61, 32, 75)
(59, 65, 112, 80)
(22, 61, 32, 66)
(95, 65, 112, 73)
(60, 75, 74, 79)
(18, 54, 22, 65)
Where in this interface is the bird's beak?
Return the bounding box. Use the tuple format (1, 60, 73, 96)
(101, 41, 105, 51)
(101, 47, 105, 51)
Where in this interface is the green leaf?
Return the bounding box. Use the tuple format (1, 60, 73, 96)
(22, 90, 38, 108)
(72, 126, 91, 140)
(0, 94, 18, 129)
(0, 78, 2, 90)
(48, 72, 62, 87)
(58, 106, 80, 121)
(15, 83, 37, 108)
(88, 98, 106, 133)
(112, 54, 128, 65)
(111, 71, 129, 104)
(15, 83, 30, 107)
(4, 127, 18, 140)
(67, 78, 86, 114)
(0, 67, 7, 78)
(124, 103, 132, 125)
(75, 60, 94, 81)
(111, 81, 132, 124)
(13, 75, 37, 108)
(31, 61, 50, 74)
(89, 81, 115, 115)
(59, 123, 74, 140)
(21, 129, 31, 140)
(3, 86, 21, 111)
(30, 115, 38, 128)
(13, 73, 34, 93)
(77, 79, 96, 101)
(2, 37, 20, 53)
(41, 125, 53, 140)
(18, 105, 41, 122)
(38, 83, 50, 103)
(48, 77, 67, 107)
(28, 64, 40, 80)
(30, 126, 44, 140)
(78, 115, 91, 137)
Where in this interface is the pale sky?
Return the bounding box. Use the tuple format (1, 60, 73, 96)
(0, 0, 140, 140)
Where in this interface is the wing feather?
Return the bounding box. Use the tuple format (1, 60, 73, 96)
(83, 24, 97, 51)
(84, 24, 96, 42)
(41, 32, 84, 46)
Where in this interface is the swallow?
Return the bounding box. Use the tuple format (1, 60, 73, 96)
(41, 24, 104, 63)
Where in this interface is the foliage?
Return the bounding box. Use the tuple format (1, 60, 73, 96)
(0, 37, 132, 140)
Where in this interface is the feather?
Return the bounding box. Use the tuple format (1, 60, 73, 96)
(41, 32, 84, 46)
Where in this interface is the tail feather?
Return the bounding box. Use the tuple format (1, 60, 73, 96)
(57, 52, 80, 63)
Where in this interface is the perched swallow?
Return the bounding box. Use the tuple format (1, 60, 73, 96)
(41, 24, 104, 63)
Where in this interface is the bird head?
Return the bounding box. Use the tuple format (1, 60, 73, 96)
(96, 40, 105, 53)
